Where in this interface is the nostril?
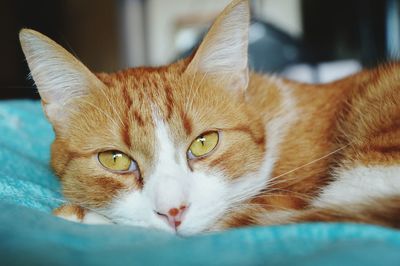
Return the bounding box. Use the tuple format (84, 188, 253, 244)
(168, 208, 179, 217)
(154, 205, 189, 230)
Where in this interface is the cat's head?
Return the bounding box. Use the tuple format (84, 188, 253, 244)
(20, 0, 267, 235)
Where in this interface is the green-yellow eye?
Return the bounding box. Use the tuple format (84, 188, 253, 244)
(188, 131, 219, 158)
(98, 150, 134, 172)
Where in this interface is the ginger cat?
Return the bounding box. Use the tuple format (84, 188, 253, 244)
(19, 0, 400, 235)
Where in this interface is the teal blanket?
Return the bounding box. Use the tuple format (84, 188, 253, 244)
(1, 100, 400, 266)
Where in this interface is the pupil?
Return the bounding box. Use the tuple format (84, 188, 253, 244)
(199, 136, 206, 146)
(112, 152, 119, 163)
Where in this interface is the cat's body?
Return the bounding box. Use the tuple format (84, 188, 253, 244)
(20, 0, 400, 235)
(218, 67, 400, 229)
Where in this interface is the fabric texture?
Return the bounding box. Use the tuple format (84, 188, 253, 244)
(1, 100, 400, 266)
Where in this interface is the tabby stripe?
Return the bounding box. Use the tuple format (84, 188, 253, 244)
(225, 125, 265, 147)
(180, 110, 193, 136)
(164, 84, 174, 120)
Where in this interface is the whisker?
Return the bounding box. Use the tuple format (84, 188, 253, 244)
(225, 202, 297, 213)
(186, 71, 208, 114)
(248, 190, 314, 201)
(60, 108, 116, 137)
(95, 84, 126, 127)
(226, 143, 350, 206)
(73, 98, 121, 130)
(188, 68, 197, 93)
(267, 144, 350, 186)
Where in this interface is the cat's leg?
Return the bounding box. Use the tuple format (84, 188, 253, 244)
(53, 204, 112, 225)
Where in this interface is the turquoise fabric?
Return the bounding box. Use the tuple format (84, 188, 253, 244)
(1, 100, 400, 266)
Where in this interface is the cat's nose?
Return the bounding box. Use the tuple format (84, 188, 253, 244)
(155, 205, 188, 230)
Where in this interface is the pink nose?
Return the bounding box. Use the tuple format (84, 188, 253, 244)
(155, 205, 188, 230)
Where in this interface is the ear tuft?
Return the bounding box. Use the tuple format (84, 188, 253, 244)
(185, 0, 250, 92)
(19, 29, 103, 125)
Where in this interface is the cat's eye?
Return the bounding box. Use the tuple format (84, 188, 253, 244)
(188, 131, 219, 159)
(98, 150, 137, 172)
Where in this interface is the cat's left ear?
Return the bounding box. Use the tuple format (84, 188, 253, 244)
(185, 0, 250, 93)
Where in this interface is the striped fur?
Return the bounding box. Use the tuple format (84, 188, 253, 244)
(20, 0, 400, 235)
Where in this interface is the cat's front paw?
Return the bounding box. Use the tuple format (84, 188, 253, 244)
(53, 204, 112, 225)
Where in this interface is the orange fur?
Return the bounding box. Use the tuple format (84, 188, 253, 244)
(20, 0, 400, 233)
(216, 66, 400, 229)
(53, 204, 86, 221)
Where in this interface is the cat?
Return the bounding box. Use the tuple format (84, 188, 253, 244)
(19, 0, 400, 236)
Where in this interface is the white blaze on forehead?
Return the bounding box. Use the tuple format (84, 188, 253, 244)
(146, 117, 190, 213)
(153, 117, 178, 165)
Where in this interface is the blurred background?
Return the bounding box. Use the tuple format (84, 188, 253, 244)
(1, 0, 399, 99)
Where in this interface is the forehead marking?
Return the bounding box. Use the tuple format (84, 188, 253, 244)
(180, 110, 193, 136)
(122, 87, 133, 109)
(133, 110, 145, 127)
(151, 111, 186, 173)
(121, 118, 132, 148)
(121, 86, 133, 148)
(154, 117, 176, 163)
(164, 84, 174, 120)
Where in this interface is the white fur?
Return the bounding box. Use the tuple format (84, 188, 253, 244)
(82, 211, 113, 225)
(106, 118, 228, 235)
(313, 165, 400, 207)
(56, 210, 112, 225)
(56, 213, 82, 223)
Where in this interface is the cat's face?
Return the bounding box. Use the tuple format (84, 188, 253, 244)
(20, 0, 266, 235)
(52, 66, 265, 235)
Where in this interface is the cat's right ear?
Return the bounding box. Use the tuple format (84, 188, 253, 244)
(19, 29, 104, 126)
